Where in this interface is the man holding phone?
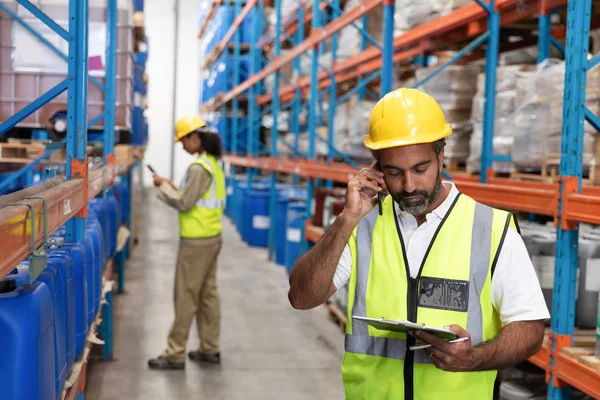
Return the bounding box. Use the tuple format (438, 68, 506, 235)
(288, 88, 549, 399)
(148, 115, 226, 370)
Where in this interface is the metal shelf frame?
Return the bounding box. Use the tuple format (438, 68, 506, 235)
(198, 1, 600, 397)
(0, 0, 150, 394)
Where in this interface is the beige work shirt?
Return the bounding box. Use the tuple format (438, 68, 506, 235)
(157, 164, 212, 212)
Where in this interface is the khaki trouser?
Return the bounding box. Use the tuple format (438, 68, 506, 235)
(162, 235, 222, 362)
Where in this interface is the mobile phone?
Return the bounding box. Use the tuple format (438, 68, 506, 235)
(147, 164, 157, 175)
(375, 161, 383, 216)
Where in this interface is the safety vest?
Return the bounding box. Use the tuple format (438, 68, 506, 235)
(179, 154, 226, 239)
(342, 193, 519, 400)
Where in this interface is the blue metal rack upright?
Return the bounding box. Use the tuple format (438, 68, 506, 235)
(200, 1, 600, 397)
(0, 0, 122, 370)
(549, 0, 599, 398)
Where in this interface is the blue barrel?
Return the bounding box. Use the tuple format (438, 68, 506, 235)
(87, 211, 108, 269)
(55, 243, 88, 360)
(84, 234, 97, 329)
(235, 180, 270, 237)
(35, 266, 66, 398)
(107, 194, 120, 257)
(275, 189, 307, 265)
(225, 177, 233, 219)
(89, 198, 110, 261)
(47, 253, 76, 375)
(285, 202, 307, 274)
(86, 221, 105, 312)
(232, 181, 248, 230)
(243, 190, 271, 247)
(7, 262, 30, 287)
(0, 279, 57, 400)
(275, 198, 289, 265)
(118, 182, 130, 224)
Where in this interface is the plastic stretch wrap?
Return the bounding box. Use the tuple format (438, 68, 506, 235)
(415, 65, 479, 161)
(395, 0, 452, 34)
(468, 65, 532, 172)
(512, 60, 600, 169)
(277, 131, 329, 157)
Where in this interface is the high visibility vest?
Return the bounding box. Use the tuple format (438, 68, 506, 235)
(178, 155, 226, 239)
(342, 193, 519, 400)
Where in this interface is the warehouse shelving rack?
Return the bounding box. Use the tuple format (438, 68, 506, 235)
(198, 0, 600, 398)
(0, 0, 147, 397)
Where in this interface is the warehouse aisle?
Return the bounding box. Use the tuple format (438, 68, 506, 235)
(85, 194, 345, 400)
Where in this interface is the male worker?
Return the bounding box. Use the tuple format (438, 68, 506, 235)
(288, 88, 549, 399)
(148, 115, 226, 370)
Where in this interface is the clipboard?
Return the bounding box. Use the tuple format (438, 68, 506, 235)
(352, 316, 457, 341)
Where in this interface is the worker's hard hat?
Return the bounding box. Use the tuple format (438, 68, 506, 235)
(175, 115, 207, 143)
(364, 88, 452, 150)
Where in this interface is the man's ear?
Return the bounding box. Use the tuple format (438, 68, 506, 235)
(438, 148, 445, 172)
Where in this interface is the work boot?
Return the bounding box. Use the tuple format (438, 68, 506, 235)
(148, 356, 185, 370)
(188, 350, 221, 365)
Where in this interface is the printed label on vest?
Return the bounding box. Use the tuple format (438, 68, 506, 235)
(418, 277, 469, 312)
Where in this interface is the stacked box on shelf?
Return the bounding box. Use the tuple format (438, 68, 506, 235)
(333, 96, 376, 161)
(467, 64, 535, 173)
(512, 60, 600, 174)
(415, 65, 480, 166)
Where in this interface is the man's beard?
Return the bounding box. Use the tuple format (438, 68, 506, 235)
(391, 174, 443, 216)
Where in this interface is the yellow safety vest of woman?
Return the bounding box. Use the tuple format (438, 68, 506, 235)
(342, 193, 519, 400)
(179, 155, 226, 239)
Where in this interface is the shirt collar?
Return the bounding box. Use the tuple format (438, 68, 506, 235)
(394, 181, 459, 222)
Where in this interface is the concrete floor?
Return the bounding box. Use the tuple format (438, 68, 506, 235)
(85, 194, 345, 400)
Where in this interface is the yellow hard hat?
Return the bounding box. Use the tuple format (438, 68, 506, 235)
(175, 115, 207, 143)
(365, 88, 452, 150)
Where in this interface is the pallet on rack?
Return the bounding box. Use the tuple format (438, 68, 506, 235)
(511, 160, 600, 185)
(326, 301, 347, 333)
(0, 142, 44, 163)
(560, 347, 600, 373)
(444, 158, 467, 173)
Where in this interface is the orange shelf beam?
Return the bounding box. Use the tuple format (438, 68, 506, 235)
(197, 0, 223, 40)
(202, 0, 258, 70)
(305, 220, 325, 243)
(259, 2, 316, 52)
(212, 0, 383, 109)
(0, 165, 115, 280)
(253, 0, 568, 106)
(555, 352, 600, 399)
(224, 155, 600, 224)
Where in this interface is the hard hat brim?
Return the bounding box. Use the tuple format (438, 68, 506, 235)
(175, 120, 208, 143)
(364, 125, 452, 150)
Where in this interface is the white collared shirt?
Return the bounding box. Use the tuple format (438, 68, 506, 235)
(333, 182, 550, 325)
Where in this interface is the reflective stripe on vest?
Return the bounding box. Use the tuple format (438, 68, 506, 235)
(180, 156, 226, 209)
(342, 193, 515, 400)
(179, 154, 226, 239)
(346, 200, 493, 363)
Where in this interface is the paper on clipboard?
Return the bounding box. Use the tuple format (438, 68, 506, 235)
(352, 316, 457, 341)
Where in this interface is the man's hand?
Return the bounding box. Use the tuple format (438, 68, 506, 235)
(343, 164, 384, 223)
(413, 325, 479, 373)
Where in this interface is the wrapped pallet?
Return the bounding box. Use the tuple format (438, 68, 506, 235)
(415, 65, 481, 164)
(511, 59, 600, 172)
(395, 0, 453, 35)
(333, 96, 377, 161)
(467, 64, 535, 173)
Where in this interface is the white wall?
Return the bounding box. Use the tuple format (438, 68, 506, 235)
(143, 0, 200, 187)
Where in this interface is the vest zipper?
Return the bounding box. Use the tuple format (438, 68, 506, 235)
(393, 194, 462, 400)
